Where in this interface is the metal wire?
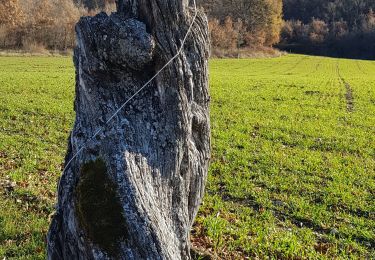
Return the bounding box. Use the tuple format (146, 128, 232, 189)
(60, 0, 198, 177)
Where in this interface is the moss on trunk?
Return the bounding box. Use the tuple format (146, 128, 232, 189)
(75, 158, 128, 257)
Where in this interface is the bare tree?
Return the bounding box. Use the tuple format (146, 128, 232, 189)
(47, 0, 210, 259)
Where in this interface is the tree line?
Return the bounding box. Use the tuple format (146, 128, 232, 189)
(197, 0, 283, 56)
(281, 0, 375, 58)
(0, 0, 283, 55)
(0, 0, 374, 58)
(200, 0, 375, 58)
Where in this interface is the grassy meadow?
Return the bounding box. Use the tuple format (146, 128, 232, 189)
(0, 55, 374, 259)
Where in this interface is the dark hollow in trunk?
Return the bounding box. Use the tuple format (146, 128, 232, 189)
(47, 0, 210, 259)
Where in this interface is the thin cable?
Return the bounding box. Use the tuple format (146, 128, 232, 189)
(61, 0, 198, 177)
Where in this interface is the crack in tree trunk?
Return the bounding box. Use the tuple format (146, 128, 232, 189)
(47, 0, 210, 259)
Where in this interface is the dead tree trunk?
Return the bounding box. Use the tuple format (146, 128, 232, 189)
(47, 0, 210, 259)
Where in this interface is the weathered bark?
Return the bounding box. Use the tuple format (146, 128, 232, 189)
(47, 0, 210, 259)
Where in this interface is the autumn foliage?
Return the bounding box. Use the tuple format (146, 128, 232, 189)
(0, 0, 112, 51)
(0, 0, 283, 53)
(200, 0, 283, 55)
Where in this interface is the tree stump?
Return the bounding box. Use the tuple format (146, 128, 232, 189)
(47, 0, 210, 259)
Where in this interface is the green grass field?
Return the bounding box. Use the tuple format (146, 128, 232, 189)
(0, 55, 374, 259)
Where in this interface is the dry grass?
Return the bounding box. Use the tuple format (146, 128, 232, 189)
(0, 48, 73, 57)
(211, 46, 285, 59)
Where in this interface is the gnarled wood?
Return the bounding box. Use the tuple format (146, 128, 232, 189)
(47, 0, 210, 259)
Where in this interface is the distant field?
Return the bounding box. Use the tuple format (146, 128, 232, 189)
(0, 55, 374, 259)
